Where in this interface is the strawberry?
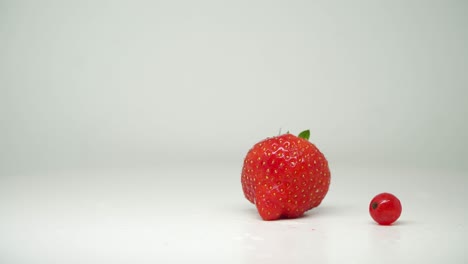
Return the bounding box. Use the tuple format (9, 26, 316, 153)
(241, 130, 331, 220)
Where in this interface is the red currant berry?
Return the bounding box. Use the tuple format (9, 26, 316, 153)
(369, 192, 402, 225)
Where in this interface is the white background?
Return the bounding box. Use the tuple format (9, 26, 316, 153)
(1, 0, 467, 263)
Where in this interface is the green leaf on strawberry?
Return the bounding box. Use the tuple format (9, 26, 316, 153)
(298, 129, 310, 140)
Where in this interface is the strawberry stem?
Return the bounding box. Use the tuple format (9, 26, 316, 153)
(298, 130, 310, 140)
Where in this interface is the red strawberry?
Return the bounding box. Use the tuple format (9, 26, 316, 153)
(241, 130, 331, 220)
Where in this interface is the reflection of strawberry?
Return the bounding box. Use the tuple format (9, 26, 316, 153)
(241, 130, 331, 220)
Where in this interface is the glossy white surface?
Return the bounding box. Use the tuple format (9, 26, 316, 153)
(1, 165, 466, 263)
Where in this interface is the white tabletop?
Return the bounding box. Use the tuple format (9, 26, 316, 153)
(0, 164, 466, 263)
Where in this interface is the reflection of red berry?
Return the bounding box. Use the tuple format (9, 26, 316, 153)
(369, 193, 402, 225)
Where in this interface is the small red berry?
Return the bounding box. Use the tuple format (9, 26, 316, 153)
(369, 193, 402, 225)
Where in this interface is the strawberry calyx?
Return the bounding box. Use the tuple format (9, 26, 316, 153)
(298, 130, 310, 140)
